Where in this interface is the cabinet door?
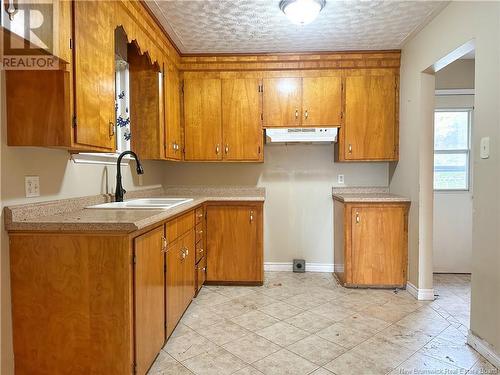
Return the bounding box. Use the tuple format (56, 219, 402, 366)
(181, 230, 196, 307)
(344, 75, 397, 160)
(184, 78, 222, 160)
(134, 226, 165, 375)
(222, 78, 263, 161)
(206, 205, 263, 283)
(165, 240, 184, 338)
(165, 67, 182, 160)
(302, 76, 342, 126)
(350, 206, 407, 286)
(263, 78, 302, 127)
(73, 0, 115, 150)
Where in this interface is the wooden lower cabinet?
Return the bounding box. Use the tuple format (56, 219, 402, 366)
(134, 226, 165, 375)
(334, 200, 410, 288)
(206, 203, 264, 284)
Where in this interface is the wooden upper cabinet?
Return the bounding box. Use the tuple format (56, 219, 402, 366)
(302, 76, 342, 126)
(165, 67, 182, 160)
(263, 78, 302, 127)
(73, 0, 116, 150)
(206, 204, 263, 284)
(350, 205, 407, 286)
(222, 78, 263, 161)
(134, 226, 165, 375)
(129, 45, 164, 160)
(342, 74, 398, 161)
(183, 78, 222, 161)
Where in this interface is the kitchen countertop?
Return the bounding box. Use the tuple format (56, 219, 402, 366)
(332, 187, 411, 203)
(4, 186, 265, 233)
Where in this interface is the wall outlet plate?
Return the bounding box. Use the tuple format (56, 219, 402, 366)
(480, 137, 490, 159)
(25, 176, 40, 198)
(337, 174, 345, 184)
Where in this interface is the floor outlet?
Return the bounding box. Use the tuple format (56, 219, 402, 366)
(25, 176, 40, 198)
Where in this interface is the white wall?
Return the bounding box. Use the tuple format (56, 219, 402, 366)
(391, 1, 500, 353)
(162, 145, 389, 265)
(0, 75, 165, 375)
(433, 60, 474, 274)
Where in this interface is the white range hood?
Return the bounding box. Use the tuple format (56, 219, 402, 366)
(265, 128, 338, 144)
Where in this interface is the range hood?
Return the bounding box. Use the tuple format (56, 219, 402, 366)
(265, 128, 338, 144)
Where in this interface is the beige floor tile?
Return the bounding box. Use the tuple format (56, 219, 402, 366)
(324, 350, 392, 375)
(197, 319, 250, 345)
(284, 293, 327, 310)
(374, 324, 434, 351)
(169, 323, 195, 339)
(164, 330, 219, 362)
(305, 286, 348, 301)
(222, 332, 281, 364)
(419, 337, 481, 370)
(194, 291, 231, 307)
(309, 302, 354, 322)
(351, 336, 416, 369)
(390, 352, 463, 375)
(147, 351, 193, 375)
(256, 321, 310, 347)
(233, 366, 265, 375)
(309, 368, 334, 375)
(253, 349, 319, 375)
(316, 321, 373, 349)
(286, 334, 346, 366)
(258, 301, 304, 320)
(232, 293, 277, 309)
(182, 347, 247, 375)
(212, 300, 255, 319)
(181, 306, 225, 330)
(340, 312, 391, 334)
(231, 310, 280, 331)
(215, 287, 260, 299)
(437, 325, 468, 345)
(467, 357, 499, 374)
(259, 285, 305, 300)
(361, 302, 415, 323)
(284, 311, 334, 333)
(396, 308, 450, 336)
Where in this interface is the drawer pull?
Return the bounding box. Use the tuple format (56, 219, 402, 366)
(198, 248, 204, 253)
(215, 144, 220, 154)
(348, 144, 353, 154)
(355, 212, 360, 224)
(225, 145, 229, 154)
(197, 213, 204, 218)
(295, 109, 299, 119)
(304, 110, 308, 120)
(250, 210, 254, 223)
(197, 230, 203, 234)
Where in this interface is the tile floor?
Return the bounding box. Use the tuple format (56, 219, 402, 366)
(149, 272, 498, 375)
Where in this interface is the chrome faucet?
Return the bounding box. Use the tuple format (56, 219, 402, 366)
(115, 151, 144, 202)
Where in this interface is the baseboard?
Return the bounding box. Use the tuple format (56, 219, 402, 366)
(334, 264, 344, 273)
(467, 331, 500, 369)
(264, 262, 334, 273)
(406, 281, 435, 301)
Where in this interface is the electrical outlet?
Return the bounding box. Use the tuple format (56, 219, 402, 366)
(337, 174, 345, 184)
(25, 176, 40, 198)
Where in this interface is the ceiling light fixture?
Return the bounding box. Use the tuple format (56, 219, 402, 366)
(279, 0, 326, 26)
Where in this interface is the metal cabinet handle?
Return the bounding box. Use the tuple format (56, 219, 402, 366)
(202, 267, 206, 272)
(304, 110, 308, 120)
(109, 121, 115, 137)
(250, 210, 254, 223)
(161, 236, 168, 252)
(348, 144, 353, 154)
(225, 145, 229, 154)
(198, 248, 204, 253)
(197, 230, 203, 235)
(355, 212, 360, 224)
(216, 144, 220, 154)
(197, 213, 204, 218)
(295, 109, 299, 119)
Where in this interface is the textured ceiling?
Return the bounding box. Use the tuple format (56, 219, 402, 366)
(146, 0, 448, 54)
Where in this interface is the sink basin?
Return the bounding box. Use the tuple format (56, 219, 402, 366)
(87, 198, 194, 210)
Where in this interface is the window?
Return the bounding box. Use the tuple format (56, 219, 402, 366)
(434, 110, 471, 190)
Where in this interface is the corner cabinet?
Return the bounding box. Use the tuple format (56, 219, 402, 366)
(206, 203, 264, 284)
(337, 71, 399, 161)
(334, 200, 410, 288)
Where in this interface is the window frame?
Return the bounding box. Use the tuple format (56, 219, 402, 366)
(433, 108, 472, 192)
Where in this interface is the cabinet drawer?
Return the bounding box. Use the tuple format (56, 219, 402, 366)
(195, 256, 207, 294)
(195, 207, 204, 224)
(195, 242, 205, 264)
(195, 222, 204, 244)
(166, 211, 195, 246)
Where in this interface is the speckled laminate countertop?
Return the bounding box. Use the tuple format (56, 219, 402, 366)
(4, 186, 265, 233)
(332, 187, 411, 203)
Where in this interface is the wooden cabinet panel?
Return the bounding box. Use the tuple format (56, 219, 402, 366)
(165, 67, 182, 160)
(302, 76, 342, 126)
(166, 211, 195, 245)
(222, 78, 263, 161)
(181, 230, 196, 306)
(206, 204, 263, 284)
(195, 256, 207, 295)
(263, 78, 302, 127)
(184, 78, 222, 160)
(134, 226, 165, 375)
(165, 239, 184, 338)
(73, 0, 115, 150)
(343, 74, 397, 160)
(129, 44, 164, 160)
(350, 205, 407, 286)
